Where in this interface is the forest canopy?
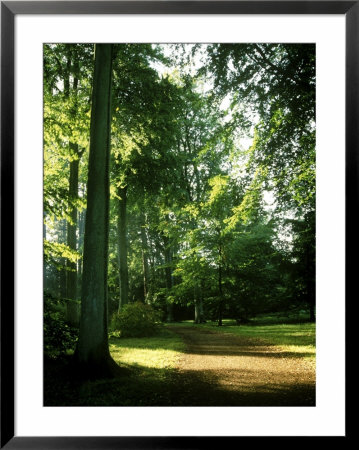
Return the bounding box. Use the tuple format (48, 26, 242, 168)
(43, 43, 315, 373)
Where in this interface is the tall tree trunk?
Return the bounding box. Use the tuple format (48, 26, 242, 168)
(163, 235, 174, 322)
(194, 294, 200, 324)
(77, 208, 86, 283)
(199, 281, 205, 322)
(59, 219, 67, 298)
(43, 214, 47, 241)
(66, 153, 80, 325)
(117, 185, 129, 311)
(308, 270, 316, 322)
(218, 241, 223, 327)
(194, 283, 205, 324)
(76, 44, 118, 377)
(43, 213, 48, 290)
(309, 299, 315, 322)
(140, 212, 150, 303)
(65, 49, 81, 325)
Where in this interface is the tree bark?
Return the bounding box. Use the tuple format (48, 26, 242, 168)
(77, 207, 86, 282)
(163, 235, 174, 322)
(59, 219, 67, 298)
(65, 48, 81, 325)
(75, 44, 118, 377)
(66, 153, 80, 325)
(194, 297, 200, 324)
(140, 212, 150, 303)
(218, 241, 223, 327)
(117, 185, 129, 311)
(194, 283, 205, 324)
(309, 300, 315, 322)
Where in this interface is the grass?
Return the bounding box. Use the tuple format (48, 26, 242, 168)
(44, 327, 186, 406)
(168, 312, 316, 364)
(223, 322, 315, 364)
(109, 327, 186, 370)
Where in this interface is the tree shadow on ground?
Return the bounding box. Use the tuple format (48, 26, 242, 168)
(173, 342, 314, 359)
(169, 367, 315, 406)
(169, 327, 315, 359)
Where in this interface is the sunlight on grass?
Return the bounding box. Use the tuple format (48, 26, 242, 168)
(169, 316, 316, 363)
(109, 329, 186, 370)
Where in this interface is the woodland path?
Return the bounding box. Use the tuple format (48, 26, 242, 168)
(167, 326, 315, 406)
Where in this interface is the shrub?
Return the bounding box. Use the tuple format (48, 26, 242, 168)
(110, 302, 162, 338)
(44, 292, 78, 356)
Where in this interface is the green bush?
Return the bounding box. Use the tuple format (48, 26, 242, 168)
(110, 302, 162, 338)
(44, 292, 78, 355)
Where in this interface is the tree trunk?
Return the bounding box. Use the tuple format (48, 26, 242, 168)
(77, 208, 86, 283)
(75, 44, 118, 378)
(308, 272, 316, 322)
(66, 153, 80, 325)
(218, 242, 223, 327)
(43, 214, 47, 241)
(117, 185, 129, 311)
(194, 297, 200, 324)
(65, 49, 81, 325)
(309, 300, 315, 322)
(59, 219, 67, 298)
(164, 237, 174, 322)
(43, 214, 48, 290)
(140, 212, 150, 303)
(199, 281, 205, 322)
(194, 282, 205, 323)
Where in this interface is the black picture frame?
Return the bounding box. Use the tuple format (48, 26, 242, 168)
(1, 1, 353, 447)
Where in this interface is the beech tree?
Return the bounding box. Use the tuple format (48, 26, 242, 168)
(75, 44, 118, 376)
(43, 44, 92, 321)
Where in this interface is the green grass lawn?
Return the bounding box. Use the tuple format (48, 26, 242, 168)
(169, 313, 316, 364)
(109, 327, 186, 370)
(107, 313, 316, 369)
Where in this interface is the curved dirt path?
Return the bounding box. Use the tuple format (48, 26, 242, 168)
(168, 326, 315, 406)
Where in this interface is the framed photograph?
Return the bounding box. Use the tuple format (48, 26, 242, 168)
(1, 1, 352, 447)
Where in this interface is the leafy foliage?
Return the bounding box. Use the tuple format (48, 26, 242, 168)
(110, 302, 163, 338)
(203, 43, 315, 212)
(44, 293, 78, 355)
(44, 43, 316, 360)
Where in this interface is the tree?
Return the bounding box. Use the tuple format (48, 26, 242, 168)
(116, 185, 129, 310)
(43, 44, 92, 322)
(156, 76, 232, 323)
(64, 46, 86, 325)
(75, 44, 118, 377)
(110, 45, 182, 311)
(203, 43, 315, 215)
(204, 44, 315, 199)
(201, 44, 316, 320)
(287, 211, 316, 321)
